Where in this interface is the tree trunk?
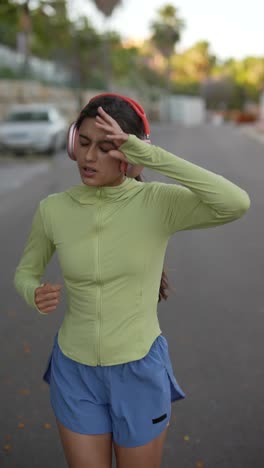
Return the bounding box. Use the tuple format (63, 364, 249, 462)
(102, 18, 112, 91)
(19, 1, 31, 78)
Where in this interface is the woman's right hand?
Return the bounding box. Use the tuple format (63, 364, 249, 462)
(34, 283, 62, 314)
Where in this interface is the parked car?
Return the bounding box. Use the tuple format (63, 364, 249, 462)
(0, 103, 68, 155)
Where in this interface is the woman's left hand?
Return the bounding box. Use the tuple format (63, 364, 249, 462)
(95, 106, 143, 177)
(95, 106, 128, 162)
(95, 106, 128, 156)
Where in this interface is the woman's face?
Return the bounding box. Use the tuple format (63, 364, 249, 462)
(75, 117, 125, 187)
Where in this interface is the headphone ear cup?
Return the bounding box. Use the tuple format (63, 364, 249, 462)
(67, 123, 78, 160)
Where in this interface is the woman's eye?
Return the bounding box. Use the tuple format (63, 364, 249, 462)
(79, 139, 90, 147)
(100, 147, 109, 153)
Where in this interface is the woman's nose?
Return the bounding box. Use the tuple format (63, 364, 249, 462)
(85, 146, 97, 162)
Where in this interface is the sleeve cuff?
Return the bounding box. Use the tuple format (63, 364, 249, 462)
(27, 283, 47, 315)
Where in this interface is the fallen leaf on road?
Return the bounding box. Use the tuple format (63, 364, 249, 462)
(40, 382, 48, 391)
(43, 423, 51, 429)
(23, 342, 31, 354)
(18, 422, 25, 429)
(183, 435, 190, 442)
(3, 443, 12, 453)
(18, 388, 30, 396)
(7, 310, 17, 317)
(196, 462, 204, 468)
(3, 377, 13, 385)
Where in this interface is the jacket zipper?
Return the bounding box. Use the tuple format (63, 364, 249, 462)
(96, 188, 102, 365)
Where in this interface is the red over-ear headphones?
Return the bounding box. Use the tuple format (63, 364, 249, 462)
(67, 93, 151, 161)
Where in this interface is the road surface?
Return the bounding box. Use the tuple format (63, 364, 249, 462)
(0, 122, 263, 468)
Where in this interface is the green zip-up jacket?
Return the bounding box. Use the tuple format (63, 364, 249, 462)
(14, 135, 250, 366)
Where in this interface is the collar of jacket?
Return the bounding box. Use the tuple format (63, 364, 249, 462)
(65, 177, 144, 205)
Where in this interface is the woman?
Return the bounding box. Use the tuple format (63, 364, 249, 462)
(14, 93, 250, 468)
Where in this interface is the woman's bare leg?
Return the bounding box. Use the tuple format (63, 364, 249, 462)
(56, 420, 112, 468)
(114, 426, 168, 468)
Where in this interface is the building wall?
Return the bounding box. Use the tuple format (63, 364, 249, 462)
(0, 80, 100, 122)
(160, 95, 206, 125)
(0, 80, 155, 124)
(0, 79, 205, 126)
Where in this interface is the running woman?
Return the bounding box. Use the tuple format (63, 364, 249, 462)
(14, 93, 250, 468)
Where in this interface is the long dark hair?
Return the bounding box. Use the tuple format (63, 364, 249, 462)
(76, 95, 169, 302)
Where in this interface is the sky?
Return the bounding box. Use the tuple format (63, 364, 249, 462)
(71, 0, 264, 61)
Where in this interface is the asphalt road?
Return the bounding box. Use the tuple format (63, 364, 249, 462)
(0, 122, 263, 468)
(0, 159, 50, 196)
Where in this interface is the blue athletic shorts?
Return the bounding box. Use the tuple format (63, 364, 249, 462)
(43, 333, 185, 448)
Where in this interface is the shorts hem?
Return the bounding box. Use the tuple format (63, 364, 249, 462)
(113, 419, 170, 448)
(50, 393, 112, 436)
(53, 412, 113, 436)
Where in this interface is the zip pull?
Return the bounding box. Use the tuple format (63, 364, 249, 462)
(96, 187, 102, 198)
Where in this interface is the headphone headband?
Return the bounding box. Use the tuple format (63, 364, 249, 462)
(67, 93, 150, 161)
(89, 93, 150, 137)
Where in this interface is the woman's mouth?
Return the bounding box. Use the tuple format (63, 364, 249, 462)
(82, 166, 98, 177)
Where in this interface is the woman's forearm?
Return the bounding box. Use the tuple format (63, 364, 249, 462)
(121, 135, 250, 221)
(14, 204, 55, 310)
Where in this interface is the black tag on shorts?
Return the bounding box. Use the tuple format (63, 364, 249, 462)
(152, 413, 167, 424)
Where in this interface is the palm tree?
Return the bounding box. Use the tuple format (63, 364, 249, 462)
(150, 4, 184, 97)
(92, 0, 122, 18)
(90, 0, 122, 89)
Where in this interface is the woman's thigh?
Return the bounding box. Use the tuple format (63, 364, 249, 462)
(114, 426, 168, 468)
(56, 420, 113, 468)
